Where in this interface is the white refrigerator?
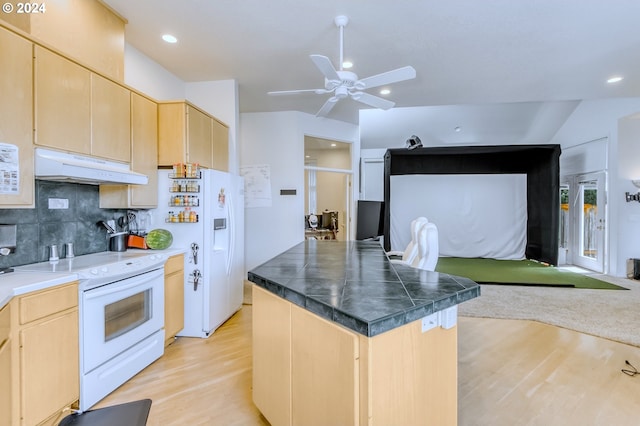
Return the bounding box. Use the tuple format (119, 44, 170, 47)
(152, 169, 245, 338)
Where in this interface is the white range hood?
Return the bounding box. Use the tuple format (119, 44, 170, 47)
(35, 148, 148, 185)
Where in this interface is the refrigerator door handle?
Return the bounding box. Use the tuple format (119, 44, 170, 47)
(226, 193, 234, 276)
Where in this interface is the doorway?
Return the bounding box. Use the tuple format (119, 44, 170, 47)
(304, 136, 352, 241)
(561, 171, 606, 272)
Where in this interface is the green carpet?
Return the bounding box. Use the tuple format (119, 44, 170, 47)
(435, 257, 628, 290)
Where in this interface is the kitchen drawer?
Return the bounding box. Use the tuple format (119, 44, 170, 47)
(0, 303, 9, 347)
(165, 254, 184, 275)
(19, 282, 78, 325)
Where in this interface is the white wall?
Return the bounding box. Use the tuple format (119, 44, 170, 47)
(123, 43, 185, 100)
(617, 113, 640, 277)
(360, 148, 388, 200)
(551, 98, 640, 276)
(240, 111, 359, 270)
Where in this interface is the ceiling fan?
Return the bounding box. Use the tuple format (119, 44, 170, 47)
(268, 15, 417, 117)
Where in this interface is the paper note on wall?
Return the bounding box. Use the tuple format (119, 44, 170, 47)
(240, 164, 272, 208)
(0, 143, 19, 194)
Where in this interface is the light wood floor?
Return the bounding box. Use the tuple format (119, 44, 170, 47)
(94, 306, 640, 426)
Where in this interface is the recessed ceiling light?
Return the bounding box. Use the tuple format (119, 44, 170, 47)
(380, 89, 391, 95)
(454, 126, 462, 132)
(330, 143, 337, 147)
(342, 61, 353, 69)
(162, 34, 178, 43)
(607, 76, 623, 84)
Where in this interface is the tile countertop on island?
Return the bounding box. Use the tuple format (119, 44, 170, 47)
(0, 247, 188, 309)
(247, 240, 481, 337)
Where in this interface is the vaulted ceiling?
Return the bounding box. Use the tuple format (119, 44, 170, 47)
(103, 0, 640, 147)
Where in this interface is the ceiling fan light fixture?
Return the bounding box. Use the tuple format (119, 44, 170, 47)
(342, 61, 353, 69)
(335, 86, 349, 99)
(268, 15, 416, 118)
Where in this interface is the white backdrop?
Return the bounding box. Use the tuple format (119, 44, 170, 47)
(390, 174, 527, 259)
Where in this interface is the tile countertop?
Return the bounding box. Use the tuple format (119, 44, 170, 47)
(248, 240, 481, 337)
(0, 271, 78, 308)
(0, 247, 188, 309)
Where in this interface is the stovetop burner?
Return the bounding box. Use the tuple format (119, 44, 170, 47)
(16, 251, 168, 289)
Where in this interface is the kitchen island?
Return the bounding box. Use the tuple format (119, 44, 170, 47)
(248, 240, 480, 426)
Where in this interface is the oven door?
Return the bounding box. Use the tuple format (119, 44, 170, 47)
(81, 267, 164, 373)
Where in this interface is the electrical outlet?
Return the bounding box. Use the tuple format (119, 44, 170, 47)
(421, 312, 438, 333)
(48, 198, 69, 209)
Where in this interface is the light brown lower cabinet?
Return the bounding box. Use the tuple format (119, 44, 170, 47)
(0, 303, 12, 426)
(252, 285, 458, 426)
(164, 254, 185, 346)
(10, 281, 79, 426)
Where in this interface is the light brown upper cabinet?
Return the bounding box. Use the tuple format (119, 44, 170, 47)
(1, 0, 125, 81)
(34, 45, 92, 155)
(158, 102, 211, 169)
(0, 25, 34, 207)
(158, 101, 229, 171)
(100, 93, 158, 208)
(129, 93, 158, 207)
(34, 45, 133, 163)
(186, 104, 213, 169)
(212, 118, 230, 172)
(91, 73, 131, 163)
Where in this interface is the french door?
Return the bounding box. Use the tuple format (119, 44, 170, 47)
(572, 172, 606, 272)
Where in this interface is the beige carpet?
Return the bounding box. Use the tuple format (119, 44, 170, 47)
(458, 273, 640, 347)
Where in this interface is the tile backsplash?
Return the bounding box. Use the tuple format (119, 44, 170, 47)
(0, 180, 128, 268)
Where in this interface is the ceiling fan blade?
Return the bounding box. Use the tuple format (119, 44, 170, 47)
(268, 88, 329, 96)
(310, 55, 340, 81)
(350, 92, 395, 110)
(316, 97, 339, 117)
(357, 66, 416, 89)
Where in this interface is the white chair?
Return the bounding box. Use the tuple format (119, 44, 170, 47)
(414, 222, 439, 271)
(387, 217, 428, 266)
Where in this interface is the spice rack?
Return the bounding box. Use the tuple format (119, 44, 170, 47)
(166, 163, 201, 223)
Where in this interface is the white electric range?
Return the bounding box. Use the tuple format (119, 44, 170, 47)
(16, 250, 167, 289)
(17, 250, 170, 411)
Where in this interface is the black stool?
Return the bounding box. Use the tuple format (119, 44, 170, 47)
(58, 399, 151, 426)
